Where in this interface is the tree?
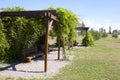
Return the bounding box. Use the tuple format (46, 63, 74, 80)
(80, 21, 85, 27)
(80, 21, 86, 36)
(109, 26, 112, 34)
(118, 30, 120, 34)
(112, 30, 118, 33)
(99, 28, 108, 38)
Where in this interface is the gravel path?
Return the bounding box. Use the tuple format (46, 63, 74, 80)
(0, 51, 74, 79)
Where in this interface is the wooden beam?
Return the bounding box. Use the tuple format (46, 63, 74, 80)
(57, 22, 61, 60)
(44, 15, 53, 72)
(0, 10, 58, 21)
(75, 27, 89, 31)
(44, 17, 49, 72)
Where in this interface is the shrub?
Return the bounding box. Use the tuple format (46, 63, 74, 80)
(90, 30, 101, 40)
(82, 31, 94, 46)
(112, 33, 118, 38)
(101, 32, 108, 38)
(0, 19, 9, 62)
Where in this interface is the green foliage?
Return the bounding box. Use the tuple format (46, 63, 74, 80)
(0, 7, 46, 62)
(48, 7, 79, 46)
(112, 33, 118, 38)
(80, 22, 86, 36)
(39, 37, 120, 80)
(101, 32, 108, 38)
(0, 6, 24, 11)
(0, 19, 9, 61)
(49, 29, 56, 37)
(1, 17, 46, 62)
(90, 29, 101, 40)
(99, 28, 108, 38)
(90, 28, 108, 41)
(0, 6, 80, 62)
(48, 7, 79, 59)
(82, 31, 94, 46)
(112, 30, 119, 38)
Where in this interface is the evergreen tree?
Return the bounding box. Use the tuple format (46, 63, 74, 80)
(109, 26, 112, 34)
(81, 21, 85, 27)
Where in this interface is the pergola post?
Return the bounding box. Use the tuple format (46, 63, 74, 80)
(44, 16, 53, 72)
(85, 28, 89, 37)
(57, 22, 60, 60)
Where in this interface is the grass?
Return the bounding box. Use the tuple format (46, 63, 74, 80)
(47, 35, 120, 80)
(0, 35, 120, 80)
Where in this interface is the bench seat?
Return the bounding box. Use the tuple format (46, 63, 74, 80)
(22, 47, 44, 62)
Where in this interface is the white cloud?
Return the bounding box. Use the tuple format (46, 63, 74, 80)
(83, 19, 104, 31)
(103, 20, 112, 23)
(83, 19, 120, 32)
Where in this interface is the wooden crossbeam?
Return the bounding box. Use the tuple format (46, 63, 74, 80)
(75, 27, 89, 31)
(0, 10, 58, 21)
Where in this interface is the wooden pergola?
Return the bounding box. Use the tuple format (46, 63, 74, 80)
(0, 10, 61, 72)
(75, 27, 89, 36)
(75, 27, 89, 32)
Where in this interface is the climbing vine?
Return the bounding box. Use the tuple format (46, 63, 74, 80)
(0, 19, 9, 62)
(0, 7, 46, 62)
(48, 7, 80, 59)
(0, 6, 80, 62)
(1, 17, 46, 62)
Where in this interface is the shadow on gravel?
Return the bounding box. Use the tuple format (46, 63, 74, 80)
(0, 62, 44, 73)
(0, 65, 44, 73)
(0, 62, 20, 71)
(14, 70, 44, 73)
(0, 57, 45, 73)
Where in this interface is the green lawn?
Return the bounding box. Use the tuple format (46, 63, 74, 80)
(0, 36, 120, 80)
(47, 36, 120, 80)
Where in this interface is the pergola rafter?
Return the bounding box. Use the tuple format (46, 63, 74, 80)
(0, 10, 58, 21)
(75, 27, 89, 31)
(75, 27, 89, 38)
(0, 10, 60, 72)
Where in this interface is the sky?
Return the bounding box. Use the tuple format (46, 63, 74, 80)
(0, 0, 120, 32)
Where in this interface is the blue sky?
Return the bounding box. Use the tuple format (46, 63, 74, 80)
(0, 0, 120, 31)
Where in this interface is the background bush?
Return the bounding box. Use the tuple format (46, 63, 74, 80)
(82, 31, 94, 46)
(90, 28, 108, 41)
(112, 33, 118, 38)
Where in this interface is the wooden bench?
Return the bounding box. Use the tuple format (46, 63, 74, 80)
(22, 47, 44, 62)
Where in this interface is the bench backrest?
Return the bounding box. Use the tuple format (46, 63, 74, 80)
(22, 47, 37, 58)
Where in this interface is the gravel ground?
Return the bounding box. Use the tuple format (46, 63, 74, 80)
(118, 35, 120, 38)
(0, 51, 74, 79)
